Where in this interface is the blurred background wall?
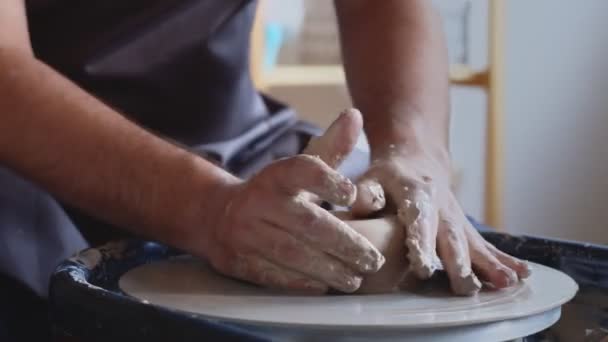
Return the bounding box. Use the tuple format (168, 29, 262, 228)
(504, 0, 608, 242)
(258, 0, 608, 243)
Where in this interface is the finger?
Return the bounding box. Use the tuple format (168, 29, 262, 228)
(269, 196, 385, 274)
(469, 225, 531, 279)
(474, 258, 519, 289)
(266, 155, 356, 206)
(437, 219, 482, 296)
(351, 178, 386, 217)
(302, 108, 363, 168)
(239, 222, 363, 292)
(465, 229, 518, 289)
(396, 185, 439, 279)
(486, 244, 532, 279)
(228, 254, 328, 293)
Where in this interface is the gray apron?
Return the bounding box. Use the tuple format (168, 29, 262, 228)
(3, 0, 368, 297)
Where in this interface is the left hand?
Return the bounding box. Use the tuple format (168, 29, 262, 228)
(352, 146, 531, 295)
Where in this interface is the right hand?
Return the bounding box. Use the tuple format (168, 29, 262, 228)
(192, 109, 385, 293)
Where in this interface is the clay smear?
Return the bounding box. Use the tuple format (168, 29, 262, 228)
(398, 195, 436, 279)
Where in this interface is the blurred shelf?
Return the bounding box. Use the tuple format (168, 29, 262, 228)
(261, 65, 344, 88)
(449, 64, 489, 86)
(259, 64, 489, 89)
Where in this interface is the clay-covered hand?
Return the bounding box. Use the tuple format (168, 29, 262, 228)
(353, 147, 531, 295)
(192, 110, 384, 293)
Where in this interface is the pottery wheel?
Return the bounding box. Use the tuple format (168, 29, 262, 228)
(120, 256, 578, 341)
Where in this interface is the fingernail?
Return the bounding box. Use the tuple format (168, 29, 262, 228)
(342, 275, 363, 293)
(341, 108, 361, 118)
(354, 248, 385, 274)
(371, 197, 385, 210)
(326, 175, 356, 204)
(338, 181, 357, 204)
(344, 178, 356, 193)
(415, 262, 435, 279)
(520, 261, 532, 279)
(365, 249, 386, 273)
(336, 174, 354, 189)
(508, 268, 518, 285)
(454, 273, 482, 296)
(335, 109, 351, 123)
(368, 183, 385, 209)
(405, 239, 435, 279)
(500, 268, 518, 287)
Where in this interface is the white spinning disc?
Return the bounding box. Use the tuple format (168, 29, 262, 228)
(120, 256, 578, 330)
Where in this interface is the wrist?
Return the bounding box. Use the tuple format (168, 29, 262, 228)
(369, 131, 451, 172)
(366, 110, 448, 161)
(166, 152, 241, 250)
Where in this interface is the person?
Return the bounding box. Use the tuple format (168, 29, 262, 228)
(0, 0, 530, 339)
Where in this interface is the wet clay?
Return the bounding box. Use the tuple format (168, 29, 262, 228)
(333, 212, 409, 294)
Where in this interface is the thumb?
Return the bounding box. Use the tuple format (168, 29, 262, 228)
(303, 108, 363, 169)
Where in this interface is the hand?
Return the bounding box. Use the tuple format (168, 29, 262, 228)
(353, 147, 531, 295)
(185, 109, 385, 293)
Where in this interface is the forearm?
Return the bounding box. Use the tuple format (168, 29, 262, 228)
(335, 0, 450, 161)
(0, 48, 238, 245)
